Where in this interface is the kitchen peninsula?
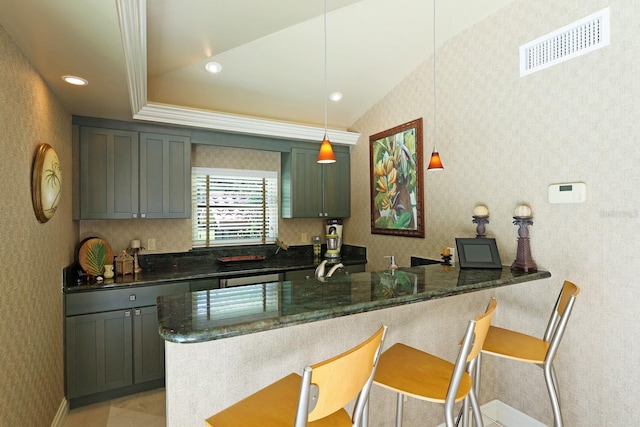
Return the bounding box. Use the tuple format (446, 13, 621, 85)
(157, 264, 550, 426)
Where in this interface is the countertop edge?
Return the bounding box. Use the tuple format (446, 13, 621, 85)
(158, 267, 551, 344)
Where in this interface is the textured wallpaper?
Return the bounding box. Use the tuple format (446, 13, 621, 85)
(0, 25, 77, 425)
(349, 0, 640, 425)
(48, 0, 640, 424)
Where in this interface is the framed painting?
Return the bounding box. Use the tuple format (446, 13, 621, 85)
(369, 118, 424, 238)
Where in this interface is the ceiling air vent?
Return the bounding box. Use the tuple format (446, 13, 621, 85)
(520, 7, 610, 76)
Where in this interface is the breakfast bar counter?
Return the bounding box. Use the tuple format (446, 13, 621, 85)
(160, 264, 551, 426)
(157, 265, 550, 343)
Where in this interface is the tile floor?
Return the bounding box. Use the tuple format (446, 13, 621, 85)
(63, 388, 166, 427)
(62, 388, 508, 427)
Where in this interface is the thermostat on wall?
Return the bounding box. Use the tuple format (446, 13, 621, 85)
(548, 182, 586, 204)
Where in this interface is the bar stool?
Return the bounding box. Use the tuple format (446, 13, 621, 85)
(205, 325, 387, 427)
(481, 280, 579, 427)
(373, 298, 497, 427)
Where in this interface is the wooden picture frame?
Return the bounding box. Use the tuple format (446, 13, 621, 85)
(31, 143, 62, 223)
(369, 118, 424, 238)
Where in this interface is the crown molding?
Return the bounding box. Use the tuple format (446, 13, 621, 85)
(115, 0, 360, 146)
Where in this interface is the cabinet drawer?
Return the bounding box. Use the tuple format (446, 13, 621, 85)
(66, 281, 190, 316)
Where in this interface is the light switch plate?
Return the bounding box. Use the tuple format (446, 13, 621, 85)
(548, 182, 586, 204)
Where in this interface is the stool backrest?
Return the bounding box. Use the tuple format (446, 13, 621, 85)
(543, 280, 580, 361)
(467, 298, 498, 363)
(446, 298, 497, 409)
(294, 325, 387, 426)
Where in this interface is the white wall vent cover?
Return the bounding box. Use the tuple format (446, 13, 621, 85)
(520, 7, 610, 76)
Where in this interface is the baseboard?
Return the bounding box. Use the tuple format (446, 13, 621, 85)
(50, 397, 69, 427)
(436, 399, 546, 427)
(481, 399, 546, 427)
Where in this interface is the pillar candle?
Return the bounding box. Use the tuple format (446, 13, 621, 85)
(514, 204, 532, 217)
(473, 205, 489, 216)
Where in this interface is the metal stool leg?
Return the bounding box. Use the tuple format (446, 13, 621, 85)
(395, 393, 404, 427)
(544, 363, 563, 427)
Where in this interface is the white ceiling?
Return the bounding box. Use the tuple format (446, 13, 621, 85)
(0, 0, 517, 141)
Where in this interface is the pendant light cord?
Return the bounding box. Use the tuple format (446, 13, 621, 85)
(323, 0, 328, 138)
(432, 0, 437, 152)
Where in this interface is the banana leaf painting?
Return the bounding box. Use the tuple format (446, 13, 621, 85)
(369, 118, 424, 238)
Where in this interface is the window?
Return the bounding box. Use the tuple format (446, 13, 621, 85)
(192, 167, 278, 247)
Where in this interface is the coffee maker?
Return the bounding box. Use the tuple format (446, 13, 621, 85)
(325, 219, 343, 259)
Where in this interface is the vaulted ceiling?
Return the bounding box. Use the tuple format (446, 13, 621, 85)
(0, 0, 517, 142)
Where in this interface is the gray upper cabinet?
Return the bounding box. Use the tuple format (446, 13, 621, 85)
(281, 147, 350, 218)
(79, 127, 139, 219)
(77, 126, 191, 220)
(139, 132, 191, 219)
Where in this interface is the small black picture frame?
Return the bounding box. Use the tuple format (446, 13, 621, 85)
(455, 238, 502, 269)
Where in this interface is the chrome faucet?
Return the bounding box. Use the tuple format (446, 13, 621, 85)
(315, 260, 328, 278)
(326, 263, 344, 278)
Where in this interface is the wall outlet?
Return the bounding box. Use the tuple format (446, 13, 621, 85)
(147, 238, 156, 251)
(301, 233, 308, 243)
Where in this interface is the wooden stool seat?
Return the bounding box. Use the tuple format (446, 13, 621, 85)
(374, 343, 472, 403)
(373, 298, 497, 427)
(205, 374, 351, 426)
(480, 281, 580, 427)
(482, 326, 549, 363)
(205, 326, 387, 427)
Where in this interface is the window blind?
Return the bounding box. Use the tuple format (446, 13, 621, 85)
(192, 167, 278, 247)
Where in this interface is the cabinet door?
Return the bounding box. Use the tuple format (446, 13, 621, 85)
(133, 305, 165, 383)
(281, 148, 323, 218)
(80, 127, 139, 219)
(323, 150, 350, 218)
(66, 310, 133, 398)
(139, 133, 191, 219)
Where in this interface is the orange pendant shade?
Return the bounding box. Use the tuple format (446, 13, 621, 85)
(427, 150, 444, 170)
(317, 138, 336, 163)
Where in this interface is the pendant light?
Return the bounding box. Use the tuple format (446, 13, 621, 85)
(427, 0, 444, 171)
(317, 0, 336, 164)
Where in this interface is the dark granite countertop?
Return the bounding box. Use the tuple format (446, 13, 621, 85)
(157, 264, 551, 343)
(63, 244, 367, 293)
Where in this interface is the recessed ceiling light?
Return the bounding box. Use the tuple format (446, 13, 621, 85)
(205, 62, 223, 74)
(329, 92, 343, 102)
(62, 75, 88, 86)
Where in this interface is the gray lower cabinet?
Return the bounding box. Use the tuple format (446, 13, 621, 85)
(76, 126, 191, 220)
(65, 281, 189, 406)
(281, 147, 350, 218)
(65, 310, 133, 398)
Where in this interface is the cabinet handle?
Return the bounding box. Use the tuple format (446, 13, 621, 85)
(135, 309, 141, 316)
(141, 213, 146, 218)
(129, 294, 136, 301)
(132, 213, 138, 219)
(124, 310, 131, 317)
